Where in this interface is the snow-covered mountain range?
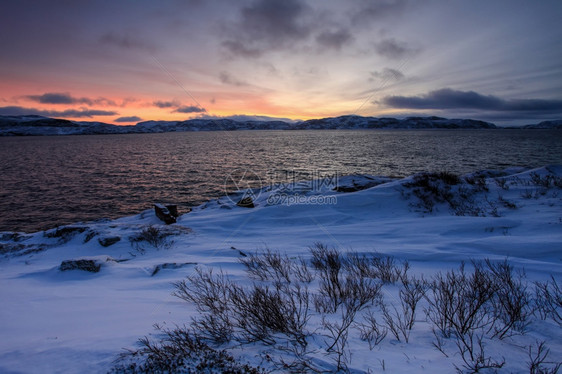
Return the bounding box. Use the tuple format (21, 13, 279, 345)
(4, 114, 560, 136)
(1, 114, 561, 136)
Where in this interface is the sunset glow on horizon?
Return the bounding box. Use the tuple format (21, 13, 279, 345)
(1, 0, 562, 126)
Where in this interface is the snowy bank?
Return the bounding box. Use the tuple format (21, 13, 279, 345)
(0, 166, 561, 373)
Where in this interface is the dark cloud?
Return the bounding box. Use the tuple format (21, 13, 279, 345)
(383, 88, 562, 113)
(197, 114, 298, 123)
(115, 116, 142, 123)
(174, 105, 206, 113)
(99, 32, 155, 51)
(0, 106, 117, 118)
(370, 68, 405, 81)
(60, 109, 117, 117)
(316, 28, 353, 50)
(221, 41, 262, 59)
(25, 92, 117, 106)
(26, 92, 80, 105)
(352, 0, 410, 26)
(219, 71, 248, 86)
(374, 38, 418, 59)
(153, 100, 180, 108)
(222, 0, 311, 58)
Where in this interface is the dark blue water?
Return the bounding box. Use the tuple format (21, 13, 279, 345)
(1, 129, 561, 232)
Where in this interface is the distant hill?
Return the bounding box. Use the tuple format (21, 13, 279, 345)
(1, 114, 559, 136)
(521, 120, 562, 129)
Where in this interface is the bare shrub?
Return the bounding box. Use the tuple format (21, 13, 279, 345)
(494, 177, 510, 190)
(239, 248, 292, 283)
(311, 245, 382, 314)
(357, 310, 388, 349)
(322, 302, 357, 372)
(404, 172, 460, 213)
(453, 331, 505, 373)
(129, 225, 173, 252)
(426, 261, 515, 372)
(381, 302, 410, 343)
(229, 282, 311, 347)
(345, 252, 377, 279)
(497, 194, 517, 209)
(173, 267, 234, 343)
(128, 248, 562, 373)
(527, 340, 562, 374)
(426, 262, 497, 339)
(535, 276, 562, 326)
(404, 171, 510, 217)
(111, 325, 266, 373)
(485, 259, 532, 338)
(293, 256, 315, 283)
(240, 249, 314, 285)
(400, 275, 427, 331)
(372, 254, 408, 284)
(378, 276, 425, 344)
(175, 265, 311, 349)
(311, 244, 345, 313)
(530, 172, 562, 189)
(464, 174, 489, 192)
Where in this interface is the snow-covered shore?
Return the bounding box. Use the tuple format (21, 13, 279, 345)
(0, 166, 561, 373)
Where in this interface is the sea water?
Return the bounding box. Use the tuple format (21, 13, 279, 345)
(1, 129, 561, 232)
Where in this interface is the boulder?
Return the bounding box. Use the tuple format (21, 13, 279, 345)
(98, 236, 121, 247)
(59, 259, 101, 273)
(236, 196, 254, 208)
(154, 203, 179, 224)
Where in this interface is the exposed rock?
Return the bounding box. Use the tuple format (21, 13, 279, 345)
(59, 259, 102, 273)
(44, 226, 88, 243)
(0, 242, 25, 255)
(83, 229, 98, 243)
(154, 203, 179, 224)
(333, 175, 395, 192)
(236, 196, 254, 208)
(98, 236, 121, 247)
(151, 262, 196, 276)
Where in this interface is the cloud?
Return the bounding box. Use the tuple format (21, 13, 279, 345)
(196, 114, 298, 123)
(383, 88, 562, 113)
(0, 106, 117, 118)
(59, 109, 118, 117)
(153, 100, 180, 108)
(25, 92, 117, 106)
(370, 67, 405, 81)
(352, 0, 410, 25)
(374, 38, 418, 59)
(219, 71, 248, 86)
(26, 92, 80, 104)
(120, 97, 139, 107)
(99, 32, 155, 51)
(115, 116, 142, 122)
(222, 0, 311, 58)
(174, 105, 206, 113)
(221, 41, 263, 59)
(316, 28, 353, 50)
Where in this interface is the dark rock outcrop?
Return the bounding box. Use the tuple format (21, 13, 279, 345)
(236, 197, 254, 208)
(98, 236, 121, 247)
(59, 259, 102, 273)
(154, 204, 179, 224)
(151, 262, 196, 276)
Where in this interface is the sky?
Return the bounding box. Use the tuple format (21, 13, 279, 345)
(1, 0, 561, 126)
